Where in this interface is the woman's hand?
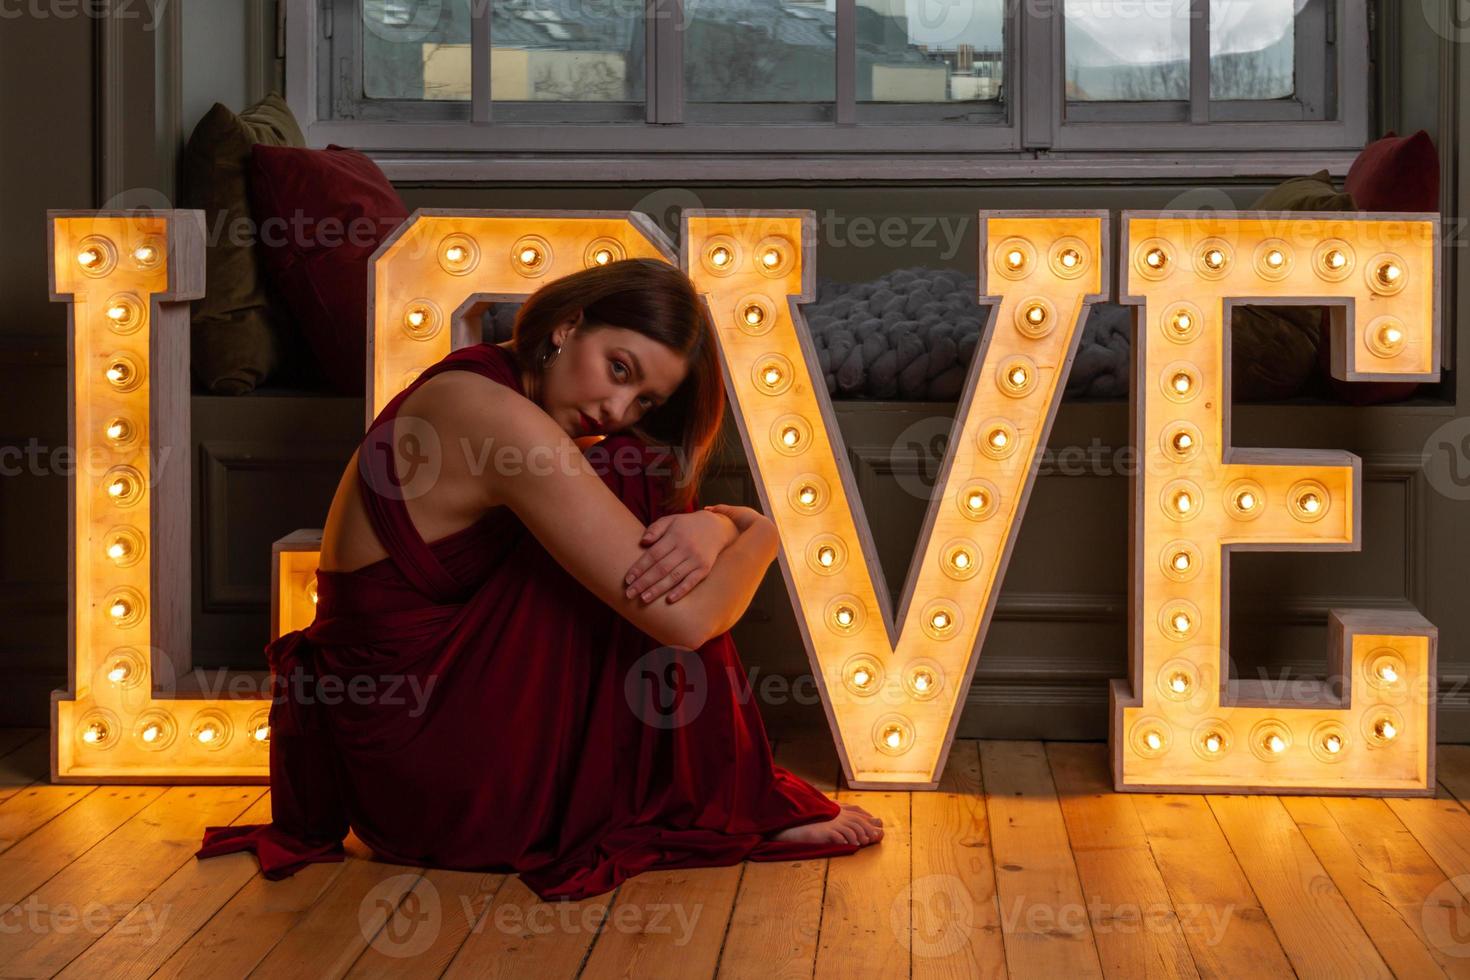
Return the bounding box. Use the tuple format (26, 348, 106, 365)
(701, 503, 769, 534)
(624, 509, 741, 605)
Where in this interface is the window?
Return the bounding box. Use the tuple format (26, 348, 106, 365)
(293, 0, 1369, 177)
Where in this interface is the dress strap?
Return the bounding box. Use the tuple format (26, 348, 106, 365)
(355, 344, 526, 602)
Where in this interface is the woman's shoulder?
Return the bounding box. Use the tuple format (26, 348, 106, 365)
(432, 341, 524, 394)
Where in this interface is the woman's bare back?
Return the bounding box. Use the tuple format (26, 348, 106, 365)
(318, 370, 512, 574)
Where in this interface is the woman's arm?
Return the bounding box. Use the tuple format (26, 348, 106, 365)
(688, 515, 779, 641)
(462, 378, 777, 650)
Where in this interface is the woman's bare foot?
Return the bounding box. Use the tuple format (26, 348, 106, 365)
(768, 803, 884, 846)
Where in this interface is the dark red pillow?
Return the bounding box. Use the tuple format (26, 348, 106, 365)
(1345, 129, 1440, 213)
(249, 144, 409, 394)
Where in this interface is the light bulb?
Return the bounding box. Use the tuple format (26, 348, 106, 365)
(780, 427, 799, 447)
(78, 248, 101, 268)
(1377, 324, 1404, 349)
(1173, 491, 1193, 514)
(1203, 733, 1223, 754)
(931, 611, 950, 630)
(444, 245, 466, 264)
(592, 248, 613, 265)
(252, 723, 270, 742)
(966, 490, 987, 512)
(1266, 733, 1286, 754)
(761, 248, 781, 268)
(989, 429, 1008, 449)
(1008, 366, 1028, 387)
(1168, 672, 1190, 694)
(519, 246, 541, 266)
(1202, 248, 1225, 270)
(107, 662, 130, 684)
(743, 305, 764, 326)
(109, 599, 131, 620)
(1374, 718, 1397, 741)
(852, 668, 871, 688)
(1144, 247, 1167, 269)
(1144, 730, 1163, 751)
(1025, 304, 1046, 325)
(1171, 373, 1192, 395)
(913, 671, 931, 691)
(1299, 492, 1321, 514)
(107, 539, 130, 562)
(1172, 431, 1193, 452)
(1172, 552, 1191, 572)
(951, 550, 971, 570)
(141, 723, 161, 743)
(106, 303, 133, 325)
(817, 546, 836, 567)
(133, 244, 157, 264)
(1326, 249, 1346, 269)
(1235, 490, 1257, 512)
(406, 308, 426, 328)
(1005, 248, 1025, 269)
(1323, 733, 1342, 754)
(1058, 248, 1079, 268)
(762, 366, 782, 387)
(1378, 663, 1399, 683)
(106, 362, 131, 385)
(710, 246, 731, 267)
(81, 720, 108, 744)
(105, 419, 131, 442)
(1171, 612, 1191, 633)
(1171, 312, 1192, 333)
(835, 606, 854, 627)
(1376, 262, 1402, 285)
(883, 726, 903, 748)
(1265, 249, 1285, 268)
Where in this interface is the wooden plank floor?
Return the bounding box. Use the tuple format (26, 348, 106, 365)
(2, 729, 1470, 978)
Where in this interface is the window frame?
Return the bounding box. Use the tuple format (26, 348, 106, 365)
(286, 0, 1371, 180)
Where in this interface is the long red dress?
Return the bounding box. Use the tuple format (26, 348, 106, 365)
(195, 341, 860, 900)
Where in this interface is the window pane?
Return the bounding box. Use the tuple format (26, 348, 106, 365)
(684, 0, 835, 103)
(1064, 0, 1189, 101)
(492, 0, 645, 102)
(363, 0, 471, 100)
(858, 0, 1004, 102)
(1210, 0, 1294, 100)
(362, 0, 646, 103)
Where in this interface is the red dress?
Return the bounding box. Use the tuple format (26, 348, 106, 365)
(195, 342, 859, 900)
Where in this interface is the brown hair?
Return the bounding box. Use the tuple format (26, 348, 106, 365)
(508, 257, 726, 513)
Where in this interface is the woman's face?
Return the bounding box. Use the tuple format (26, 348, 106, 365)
(540, 319, 689, 439)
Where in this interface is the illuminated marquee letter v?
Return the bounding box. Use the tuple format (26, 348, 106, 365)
(685, 210, 1109, 789)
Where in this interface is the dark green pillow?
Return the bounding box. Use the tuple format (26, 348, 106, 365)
(181, 92, 305, 394)
(1228, 171, 1356, 401)
(1251, 168, 1355, 212)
